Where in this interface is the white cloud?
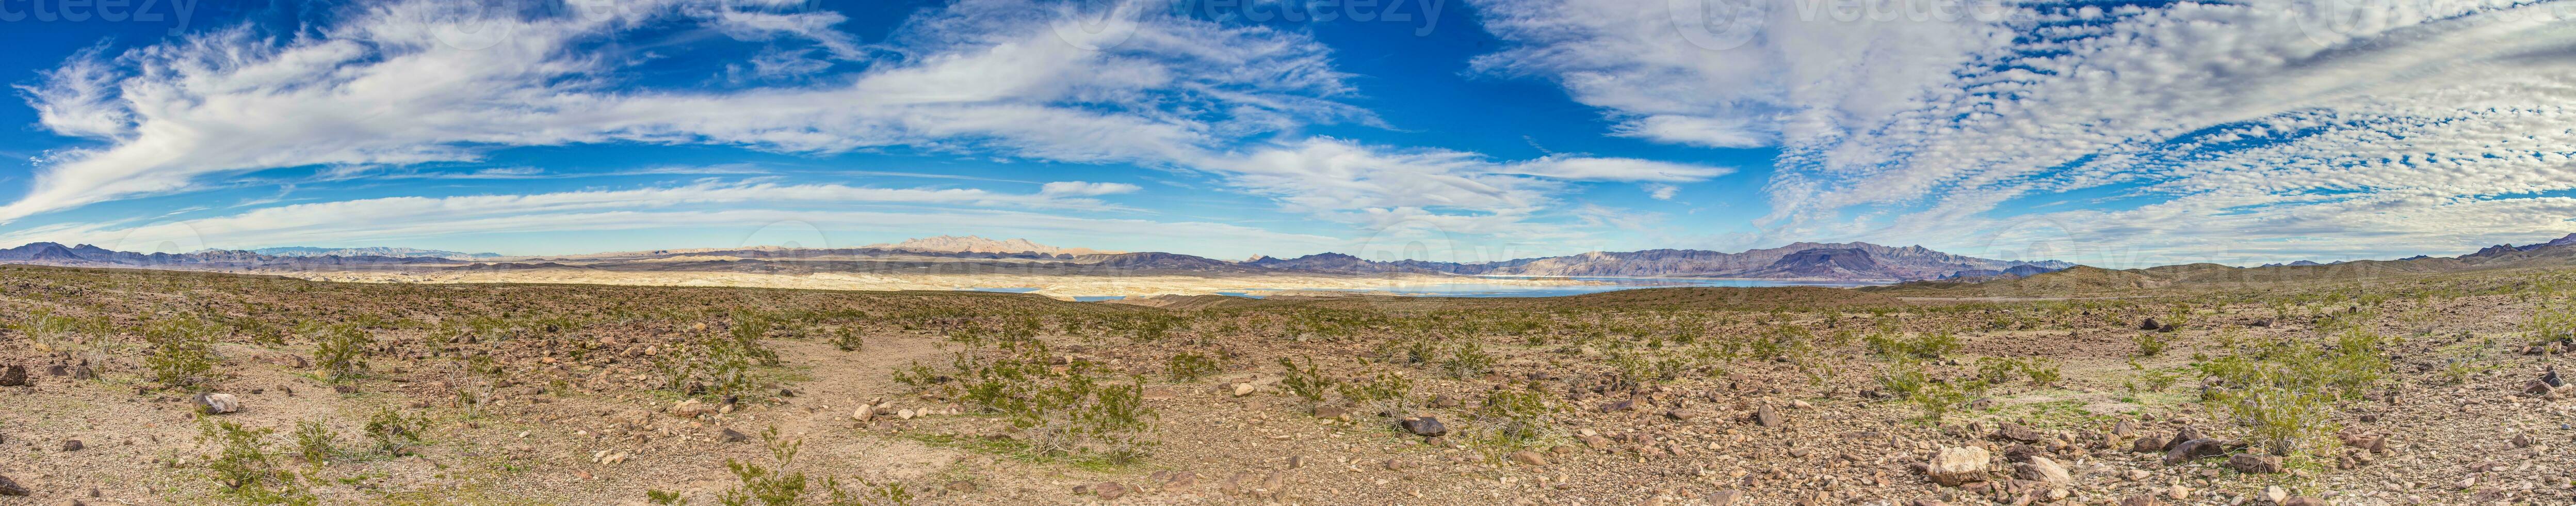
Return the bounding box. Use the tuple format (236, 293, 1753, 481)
(5, 0, 1742, 258)
(0, 180, 1169, 251)
(1475, 0, 2576, 264)
(5, 0, 1357, 225)
(1643, 183, 1679, 200)
(1038, 181, 1142, 196)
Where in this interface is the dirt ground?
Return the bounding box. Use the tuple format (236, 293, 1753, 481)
(3, 264, 2574, 505)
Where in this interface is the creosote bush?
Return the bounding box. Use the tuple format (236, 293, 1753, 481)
(199, 418, 317, 505)
(145, 317, 221, 390)
(1277, 356, 1336, 405)
(309, 323, 375, 383)
(1473, 386, 1556, 449)
(716, 426, 913, 506)
(1165, 351, 1220, 381)
(2197, 329, 2390, 456)
(948, 340, 1156, 463)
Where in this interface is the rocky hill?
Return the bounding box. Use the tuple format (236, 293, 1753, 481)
(241, 246, 501, 258)
(860, 235, 1119, 256)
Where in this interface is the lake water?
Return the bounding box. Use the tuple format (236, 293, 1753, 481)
(965, 276, 1885, 301)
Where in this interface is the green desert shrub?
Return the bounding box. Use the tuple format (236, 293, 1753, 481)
(309, 324, 375, 383)
(144, 317, 221, 389)
(2197, 329, 2389, 456)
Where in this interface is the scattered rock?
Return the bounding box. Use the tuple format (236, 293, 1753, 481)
(1707, 489, 1743, 505)
(2163, 438, 2228, 465)
(2512, 433, 2534, 449)
(2228, 453, 2284, 474)
(668, 400, 708, 418)
(193, 393, 242, 415)
(1077, 481, 1127, 500)
(2118, 494, 2159, 506)
(2261, 486, 2289, 504)
(1508, 450, 1548, 466)
(1992, 423, 2044, 442)
(2131, 436, 2166, 453)
(2015, 456, 2071, 485)
(1231, 383, 1256, 397)
(1754, 404, 1783, 428)
(1664, 409, 1699, 421)
(1400, 416, 1448, 437)
(1313, 405, 1349, 420)
(0, 365, 26, 387)
(2281, 497, 2331, 506)
(1924, 446, 1991, 486)
(2165, 426, 2205, 450)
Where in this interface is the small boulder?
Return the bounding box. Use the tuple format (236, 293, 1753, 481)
(2163, 438, 2229, 465)
(2137, 318, 2161, 330)
(193, 393, 242, 415)
(1707, 489, 1743, 505)
(2015, 456, 2072, 485)
(1508, 450, 1548, 466)
(719, 428, 749, 444)
(2131, 436, 2167, 453)
(0, 366, 26, 387)
(2165, 426, 2205, 450)
(1992, 423, 2044, 442)
(1924, 446, 1991, 486)
(1754, 404, 1783, 428)
(1079, 481, 1127, 500)
(0, 474, 24, 496)
(60, 439, 83, 452)
(1400, 417, 1448, 437)
(2228, 453, 2284, 474)
(667, 400, 708, 418)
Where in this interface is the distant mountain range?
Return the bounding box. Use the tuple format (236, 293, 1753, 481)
(1874, 232, 2576, 294)
(231, 246, 503, 259)
(859, 235, 1122, 256)
(0, 238, 2067, 282)
(1245, 242, 2071, 281)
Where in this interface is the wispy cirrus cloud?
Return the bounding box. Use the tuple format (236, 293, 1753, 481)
(1472, 0, 2576, 264)
(0, 179, 1155, 251)
(10, 0, 1729, 256)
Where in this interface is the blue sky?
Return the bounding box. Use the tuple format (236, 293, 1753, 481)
(3, 0, 2574, 267)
